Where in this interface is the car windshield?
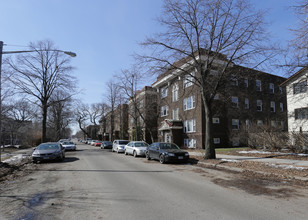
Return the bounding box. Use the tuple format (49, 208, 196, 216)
(63, 142, 74, 145)
(104, 141, 112, 145)
(37, 144, 60, 150)
(159, 143, 179, 150)
(119, 141, 129, 145)
(135, 142, 149, 147)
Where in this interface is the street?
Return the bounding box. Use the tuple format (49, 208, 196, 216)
(0, 143, 308, 220)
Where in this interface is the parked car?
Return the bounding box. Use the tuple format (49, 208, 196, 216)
(90, 140, 96, 146)
(85, 138, 91, 144)
(101, 141, 113, 149)
(112, 140, 130, 153)
(146, 142, 189, 164)
(32, 142, 65, 163)
(124, 141, 149, 157)
(62, 141, 76, 151)
(58, 139, 69, 143)
(94, 140, 102, 147)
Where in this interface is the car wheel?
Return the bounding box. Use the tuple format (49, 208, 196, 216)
(159, 154, 165, 164)
(33, 160, 37, 164)
(133, 151, 137, 157)
(146, 152, 151, 160)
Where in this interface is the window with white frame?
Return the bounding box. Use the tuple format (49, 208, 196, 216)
(270, 101, 275, 112)
(172, 108, 179, 120)
(161, 105, 169, 117)
(184, 139, 196, 148)
(269, 83, 274, 94)
(280, 121, 285, 129)
(279, 86, 283, 94)
(280, 103, 283, 112)
(183, 72, 195, 88)
(231, 96, 238, 108)
(271, 120, 276, 127)
(232, 119, 239, 130)
(256, 80, 262, 91)
(183, 96, 195, 111)
(160, 86, 168, 98)
(184, 119, 196, 133)
(244, 78, 249, 88)
(230, 75, 238, 86)
(245, 98, 249, 109)
(213, 138, 220, 144)
(257, 100, 262, 111)
(172, 83, 179, 102)
(212, 117, 220, 124)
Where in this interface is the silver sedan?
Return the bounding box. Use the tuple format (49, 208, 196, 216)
(124, 141, 149, 157)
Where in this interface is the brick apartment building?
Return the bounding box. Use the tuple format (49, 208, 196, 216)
(128, 86, 158, 144)
(152, 64, 287, 149)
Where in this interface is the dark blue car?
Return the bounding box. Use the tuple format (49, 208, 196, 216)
(146, 142, 189, 164)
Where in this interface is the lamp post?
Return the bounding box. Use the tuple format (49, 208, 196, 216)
(0, 41, 76, 162)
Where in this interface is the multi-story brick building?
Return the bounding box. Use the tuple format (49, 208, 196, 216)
(99, 104, 129, 141)
(152, 62, 287, 149)
(128, 86, 158, 144)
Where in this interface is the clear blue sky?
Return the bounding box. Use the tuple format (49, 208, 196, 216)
(0, 0, 298, 105)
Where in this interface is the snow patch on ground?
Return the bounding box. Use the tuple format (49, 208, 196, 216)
(3, 154, 28, 164)
(267, 163, 307, 170)
(238, 150, 308, 157)
(221, 159, 240, 163)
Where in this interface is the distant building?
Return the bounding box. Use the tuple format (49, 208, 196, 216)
(128, 86, 158, 144)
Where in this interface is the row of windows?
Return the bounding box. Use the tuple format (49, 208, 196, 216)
(231, 119, 285, 130)
(231, 76, 283, 94)
(231, 97, 284, 112)
(161, 95, 196, 117)
(162, 77, 283, 100)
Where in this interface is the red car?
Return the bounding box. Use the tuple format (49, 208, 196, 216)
(94, 141, 102, 147)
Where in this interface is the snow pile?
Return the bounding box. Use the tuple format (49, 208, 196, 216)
(221, 159, 240, 163)
(2, 154, 28, 164)
(238, 150, 308, 157)
(267, 163, 307, 170)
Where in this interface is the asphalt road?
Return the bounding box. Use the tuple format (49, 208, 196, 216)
(1, 143, 307, 220)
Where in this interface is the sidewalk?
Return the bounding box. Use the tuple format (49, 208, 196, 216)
(189, 152, 308, 168)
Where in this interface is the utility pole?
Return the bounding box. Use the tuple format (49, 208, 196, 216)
(0, 41, 3, 162)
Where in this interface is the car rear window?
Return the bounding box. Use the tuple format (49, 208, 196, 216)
(119, 141, 129, 145)
(38, 144, 60, 150)
(135, 143, 148, 147)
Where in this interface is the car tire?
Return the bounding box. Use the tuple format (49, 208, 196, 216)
(159, 155, 165, 164)
(146, 152, 151, 160)
(33, 160, 37, 164)
(133, 151, 137, 157)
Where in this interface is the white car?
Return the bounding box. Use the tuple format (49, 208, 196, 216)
(61, 141, 76, 151)
(112, 140, 130, 153)
(124, 141, 149, 157)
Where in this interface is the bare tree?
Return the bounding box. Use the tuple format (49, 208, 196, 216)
(105, 80, 120, 141)
(7, 40, 76, 142)
(48, 90, 74, 141)
(139, 0, 274, 159)
(75, 102, 108, 139)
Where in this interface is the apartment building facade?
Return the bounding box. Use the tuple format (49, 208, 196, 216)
(152, 64, 287, 149)
(128, 86, 158, 144)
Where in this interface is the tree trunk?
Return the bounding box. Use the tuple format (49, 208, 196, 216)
(202, 90, 216, 159)
(42, 103, 48, 143)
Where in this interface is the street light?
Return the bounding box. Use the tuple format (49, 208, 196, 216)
(0, 41, 76, 162)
